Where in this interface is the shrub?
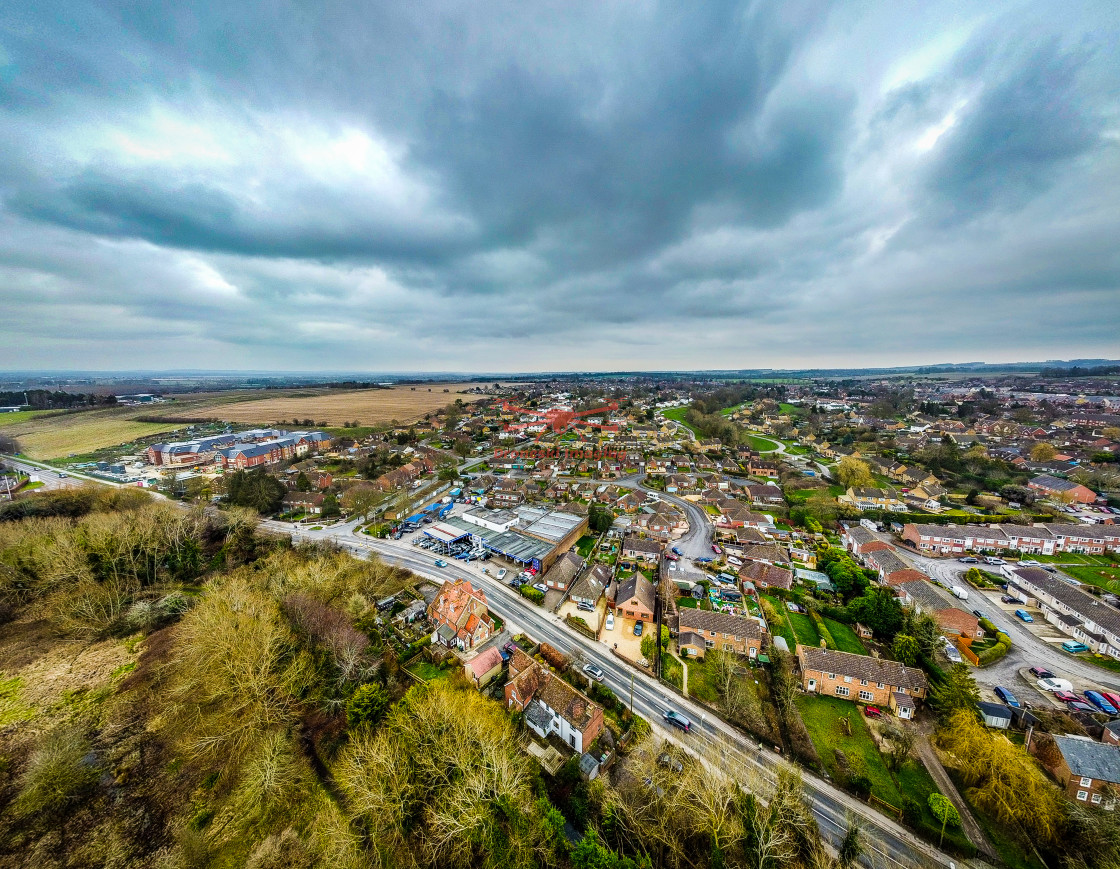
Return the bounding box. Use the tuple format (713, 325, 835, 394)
(902, 797, 923, 827)
(978, 617, 998, 634)
(810, 611, 835, 649)
(347, 683, 391, 730)
(520, 586, 544, 605)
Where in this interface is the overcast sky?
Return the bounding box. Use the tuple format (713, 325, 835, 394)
(1, 1, 1118, 373)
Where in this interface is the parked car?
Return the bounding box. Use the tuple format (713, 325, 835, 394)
(985, 557, 1006, 565)
(671, 546, 683, 556)
(634, 621, 644, 636)
(1062, 641, 1091, 653)
(994, 686, 1020, 708)
(533, 583, 547, 594)
(605, 612, 615, 631)
(665, 552, 679, 561)
(1001, 595, 1024, 604)
(1015, 609, 1034, 623)
(863, 705, 883, 719)
(972, 609, 989, 621)
(958, 556, 979, 563)
(434, 559, 447, 568)
(663, 709, 692, 732)
(496, 568, 508, 580)
(1102, 691, 1120, 712)
(1029, 666, 1055, 679)
(1054, 691, 1078, 703)
(1043, 566, 1057, 573)
(583, 664, 606, 682)
(711, 544, 722, 554)
(695, 557, 713, 564)
(1085, 691, 1119, 714)
(1020, 559, 1041, 566)
(1038, 677, 1074, 692)
(1067, 701, 1097, 714)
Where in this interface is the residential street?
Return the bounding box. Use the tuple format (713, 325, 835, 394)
(261, 518, 955, 869)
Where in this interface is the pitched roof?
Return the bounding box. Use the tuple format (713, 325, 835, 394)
(678, 608, 762, 640)
(467, 647, 505, 679)
(796, 645, 927, 691)
(738, 561, 793, 590)
(615, 572, 656, 612)
(1053, 735, 1120, 784)
(623, 535, 662, 553)
(569, 564, 609, 603)
(543, 551, 583, 588)
(537, 670, 601, 729)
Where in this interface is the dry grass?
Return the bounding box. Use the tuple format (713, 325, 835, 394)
(177, 384, 489, 427)
(4, 408, 190, 459)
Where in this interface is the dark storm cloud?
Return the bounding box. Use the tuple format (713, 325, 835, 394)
(0, 0, 1117, 370)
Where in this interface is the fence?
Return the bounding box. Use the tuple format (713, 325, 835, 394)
(954, 635, 981, 666)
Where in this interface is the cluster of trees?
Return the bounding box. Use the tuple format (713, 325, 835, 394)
(227, 468, 288, 514)
(833, 457, 873, 490)
(0, 389, 117, 409)
(815, 547, 872, 601)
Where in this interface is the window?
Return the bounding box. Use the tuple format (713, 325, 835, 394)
(844, 676, 852, 683)
(723, 643, 733, 651)
(1093, 794, 1103, 805)
(1082, 777, 1094, 787)
(859, 690, 873, 701)
(710, 630, 716, 637)
(826, 672, 835, 679)
(877, 682, 885, 689)
(835, 686, 850, 697)
(859, 679, 868, 686)
(1078, 791, 1089, 801)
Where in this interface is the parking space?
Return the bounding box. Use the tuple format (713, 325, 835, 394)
(558, 596, 607, 632)
(600, 613, 646, 663)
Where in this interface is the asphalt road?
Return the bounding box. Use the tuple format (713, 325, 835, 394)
(265, 518, 951, 869)
(1, 456, 108, 491)
(897, 546, 1120, 694)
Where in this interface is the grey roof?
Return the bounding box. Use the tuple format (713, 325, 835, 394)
(579, 753, 600, 775)
(525, 699, 555, 733)
(898, 579, 959, 612)
(569, 563, 609, 604)
(869, 548, 912, 575)
(1054, 735, 1120, 784)
(977, 701, 1012, 721)
(623, 535, 662, 553)
(1014, 568, 1120, 638)
(678, 608, 762, 641)
(844, 526, 876, 545)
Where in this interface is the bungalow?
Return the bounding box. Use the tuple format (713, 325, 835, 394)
(622, 535, 662, 563)
(796, 645, 927, 719)
(542, 551, 583, 591)
(569, 564, 610, 608)
(739, 561, 793, 591)
(746, 483, 786, 505)
(281, 492, 325, 514)
(677, 609, 763, 658)
(505, 648, 605, 754)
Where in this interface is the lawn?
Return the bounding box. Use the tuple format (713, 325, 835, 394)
(1027, 552, 1114, 565)
(575, 535, 597, 558)
(796, 695, 901, 806)
(824, 620, 868, 654)
(661, 406, 700, 436)
(676, 596, 700, 608)
(661, 653, 684, 690)
(760, 595, 797, 650)
(778, 403, 806, 417)
(1061, 564, 1120, 591)
(743, 434, 779, 453)
(0, 410, 61, 428)
(405, 660, 450, 683)
(786, 610, 821, 647)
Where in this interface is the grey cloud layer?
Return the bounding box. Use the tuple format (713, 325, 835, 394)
(0, 0, 1117, 370)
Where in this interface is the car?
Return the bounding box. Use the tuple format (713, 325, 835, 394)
(662, 709, 692, 732)
(634, 621, 644, 636)
(1001, 595, 1024, 604)
(665, 552, 679, 561)
(57, 472, 68, 478)
(1015, 609, 1034, 623)
(434, 559, 447, 568)
(972, 609, 989, 621)
(605, 613, 615, 631)
(1067, 701, 1096, 714)
(1043, 566, 1057, 573)
(496, 568, 508, 580)
(1085, 691, 1119, 714)
(533, 583, 547, 594)
(583, 664, 606, 682)
(1103, 691, 1120, 712)
(1020, 559, 1041, 566)
(984, 557, 1006, 565)
(1063, 641, 1091, 653)
(1038, 677, 1074, 692)
(958, 556, 979, 563)
(994, 686, 1020, 708)
(671, 546, 683, 556)
(711, 544, 722, 554)
(1054, 691, 1078, 703)
(863, 705, 883, 719)
(1029, 666, 1055, 679)
(695, 557, 713, 564)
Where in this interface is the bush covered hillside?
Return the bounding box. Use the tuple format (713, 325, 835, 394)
(0, 487, 846, 869)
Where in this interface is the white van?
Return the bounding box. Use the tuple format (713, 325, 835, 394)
(726, 556, 743, 567)
(950, 586, 969, 600)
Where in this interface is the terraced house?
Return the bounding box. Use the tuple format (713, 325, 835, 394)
(1010, 567, 1120, 659)
(796, 645, 927, 720)
(676, 609, 763, 658)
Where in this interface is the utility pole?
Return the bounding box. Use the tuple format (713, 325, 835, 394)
(630, 671, 634, 715)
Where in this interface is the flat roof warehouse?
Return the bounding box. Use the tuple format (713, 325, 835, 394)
(435, 507, 587, 570)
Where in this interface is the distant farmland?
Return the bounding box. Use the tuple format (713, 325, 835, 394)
(165, 384, 489, 427)
(2, 409, 190, 460)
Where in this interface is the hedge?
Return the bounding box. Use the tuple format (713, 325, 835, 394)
(520, 586, 544, 605)
(978, 639, 1011, 666)
(810, 611, 836, 650)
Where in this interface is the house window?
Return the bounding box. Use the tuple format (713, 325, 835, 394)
(835, 686, 850, 697)
(1082, 777, 1094, 787)
(877, 682, 885, 690)
(844, 676, 852, 683)
(723, 643, 733, 651)
(859, 690, 874, 701)
(859, 679, 868, 687)
(827, 672, 835, 679)
(710, 630, 717, 637)
(1078, 791, 1089, 801)
(1093, 794, 1103, 805)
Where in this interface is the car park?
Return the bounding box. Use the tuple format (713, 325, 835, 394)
(634, 621, 644, 636)
(1029, 666, 1055, 679)
(583, 664, 606, 682)
(1085, 691, 1118, 714)
(1063, 641, 1091, 653)
(663, 709, 692, 732)
(1015, 609, 1034, 623)
(994, 686, 1020, 707)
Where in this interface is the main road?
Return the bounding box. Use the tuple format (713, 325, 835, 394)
(264, 518, 948, 869)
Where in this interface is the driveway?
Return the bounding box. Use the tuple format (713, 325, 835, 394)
(602, 615, 647, 664)
(558, 597, 607, 633)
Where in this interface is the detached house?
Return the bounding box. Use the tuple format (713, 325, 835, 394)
(542, 551, 583, 591)
(429, 579, 496, 651)
(796, 645, 927, 719)
(840, 487, 906, 512)
(677, 609, 763, 659)
(739, 561, 793, 591)
(622, 535, 662, 563)
(612, 572, 656, 623)
(505, 648, 605, 753)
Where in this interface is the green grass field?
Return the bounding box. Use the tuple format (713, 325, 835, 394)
(824, 619, 868, 654)
(0, 410, 61, 428)
(1061, 564, 1120, 591)
(405, 660, 449, 682)
(575, 535, 597, 558)
(661, 406, 701, 436)
(743, 434, 780, 453)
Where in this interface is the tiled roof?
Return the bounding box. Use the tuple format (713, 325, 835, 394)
(797, 645, 927, 691)
(678, 608, 762, 641)
(738, 561, 793, 590)
(1054, 735, 1120, 784)
(615, 573, 656, 612)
